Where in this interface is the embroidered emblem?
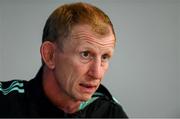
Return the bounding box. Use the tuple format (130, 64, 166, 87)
(0, 80, 25, 95)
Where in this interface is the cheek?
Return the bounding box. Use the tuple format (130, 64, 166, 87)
(71, 63, 89, 81)
(54, 52, 90, 84)
(102, 64, 109, 77)
(55, 55, 86, 83)
(54, 55, 74, 84)
(105, 63, 109, 71)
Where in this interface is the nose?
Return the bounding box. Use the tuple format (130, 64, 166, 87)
(88, 59, 104, 79)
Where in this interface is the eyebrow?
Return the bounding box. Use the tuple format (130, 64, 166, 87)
(77, 41, 114, 54)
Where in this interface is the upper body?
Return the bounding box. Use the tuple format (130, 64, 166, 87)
(0, 2, 128, 117)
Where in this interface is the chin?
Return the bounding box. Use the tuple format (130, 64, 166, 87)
(79, 95, 92, 102)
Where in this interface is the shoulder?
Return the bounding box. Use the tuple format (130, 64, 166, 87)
(0, 80, 29, 117)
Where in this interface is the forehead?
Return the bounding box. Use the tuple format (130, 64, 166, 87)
(69, 24, 115, 48)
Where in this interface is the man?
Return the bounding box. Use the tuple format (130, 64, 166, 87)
(0, 2, 128, 117)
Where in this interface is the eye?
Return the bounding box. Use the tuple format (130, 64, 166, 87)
(101, 54, 111, 62)
(80, 51, 92, 60)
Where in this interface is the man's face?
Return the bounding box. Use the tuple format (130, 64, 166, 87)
(53, 24, 115, 101)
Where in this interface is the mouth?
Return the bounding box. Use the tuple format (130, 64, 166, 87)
(79, 83, 97, 94)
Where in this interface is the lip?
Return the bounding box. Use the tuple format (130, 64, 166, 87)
(79, 83, 97, 93)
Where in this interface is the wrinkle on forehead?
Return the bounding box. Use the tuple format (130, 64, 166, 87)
(84, 41, 114, 55)
(85, 40, 114, 49)
(71, 33, 115, 56)
(70, 25, 115, 48)
(72, 34, 115, 48)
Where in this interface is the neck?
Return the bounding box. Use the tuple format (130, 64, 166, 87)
(42, 66, 81, 114)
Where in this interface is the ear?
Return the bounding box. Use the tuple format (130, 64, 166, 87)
(40, 41, 56, 69)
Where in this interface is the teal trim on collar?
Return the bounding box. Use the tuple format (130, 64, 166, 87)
(112, 97, 120, 104)
(0, 81, 24, 95)
(93, 92, 104, 97)
(79, 97, 99, 111)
